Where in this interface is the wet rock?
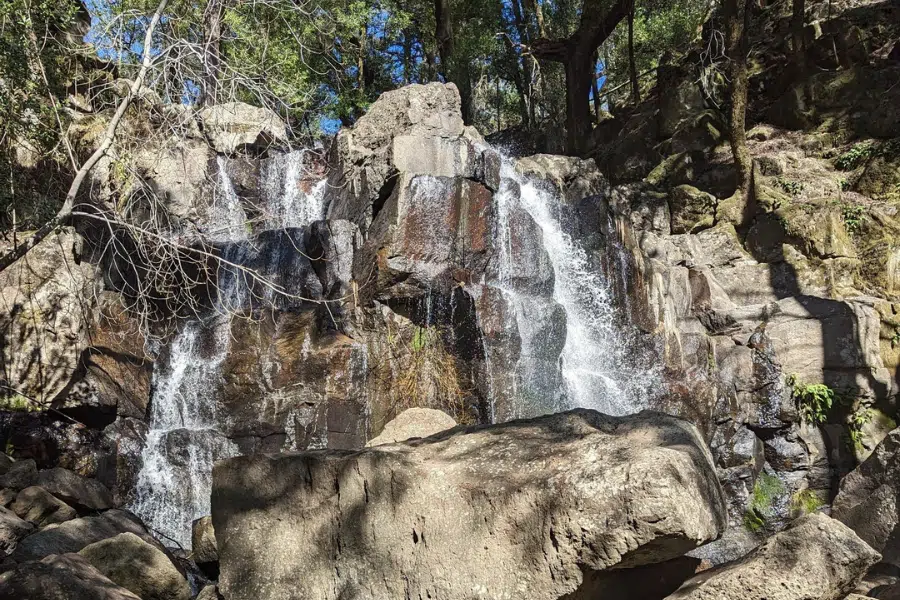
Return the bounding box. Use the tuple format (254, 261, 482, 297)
(191, 516, 218, 566)
(0, 505, 33, 556)
(366, 408, 457, 446)
(199, 102, 287, 154)
(213, 409, 727, 600)
(11, 486, 76, 528)
(0, 459, 37, 491)
(0, 553, 142, 599)
(79, 532, 191, 600)
(36, 467, 113, 511)
(834, 428, 900, 568)
(665, 514, 880, 600)
(10, 509, 151, 562)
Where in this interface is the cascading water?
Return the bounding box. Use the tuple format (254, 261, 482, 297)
(493, 155, 661, 417)
(131, 150, 327, 548)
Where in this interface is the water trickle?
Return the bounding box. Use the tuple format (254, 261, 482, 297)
(131, 151, 327, 548)
(493, 155, 661, 417)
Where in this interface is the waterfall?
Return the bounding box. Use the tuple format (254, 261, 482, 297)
(493, 156, 661, 417)
(131, 151, 326, 549)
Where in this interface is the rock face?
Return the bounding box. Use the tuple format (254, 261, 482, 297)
(833, 427, 900, 568)
(0, 505, 33, 556)
(191, 516, 218, 566)
(213, 409, 727, 600)
(365, 408, 457, 446)
(665, 514, 879, 600)
(78, 532, 191, 600)
(0, 553, 142, 600)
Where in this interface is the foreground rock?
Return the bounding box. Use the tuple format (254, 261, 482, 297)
(79, 532, 191, 600)
(0, 506, 33, 556)
(11, 486, 76, 527)
(665, 514, 878, 600)
(36, 467, 113, 511)
(366, 408, 457, 446)
(213, 409, 727, 600)
(833, 428, 900, 568)
(10, 509, 151, 562)
(0, 553, 141, 599)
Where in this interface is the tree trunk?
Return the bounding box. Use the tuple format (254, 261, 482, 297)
(791, 0, 806, 72)
(0, 0, 170, 274)
(627, 1, 640, 104)
(202, 0, 224, 105)
(724, 0, 752, 198)
(591, 53, 602, 120)
(435, 0, 454, 74)
(510, 0, 534, 124)
(532, 0, 630, 154)
(501, 3, 530, 126)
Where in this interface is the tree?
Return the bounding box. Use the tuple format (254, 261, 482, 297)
(532, 0, 630, 154)
(723, 0, 752, 198)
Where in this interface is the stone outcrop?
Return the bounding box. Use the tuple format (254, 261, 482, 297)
(78, 532, 191, 600)
(199, 102, 288, 154)
(833, 427, 900, 568)
(0, 553, 142, 600)
(191, 516, 218, 567)
(36, 467, 113, 511)
(665, 514, 879, 600)
(366, 408, 457, 446)
(213, 409, 727, 600)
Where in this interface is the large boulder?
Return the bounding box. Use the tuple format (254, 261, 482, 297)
(0, 458, 37, 491)
(664, 514, 879, 600)
(834, 428, 900, 567)
(78, 532, 191, 600)
(36, 467, 113, 511)
(366, 408, 457, 446)
(0, 505, 33, 556)
(198, 102, 288, 154)
(10, 509, 151, 562)
(0, 553, 141, 600)
(213, 409, 727, 600)
(11, 486, 76, 527)
(191, 516, 218, 566)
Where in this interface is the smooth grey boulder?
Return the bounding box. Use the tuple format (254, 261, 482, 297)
(10, 509, 150, 562)
(0, 553, 141, 600)
(12, 486, 77, 527)
(79, 532, 191, 600)
(0, 505, 33, 556)
(213, 409, 727, 600)
(36, 467, 113, 511)
(199, 102, 287, 154)
(834, 428, 900, 567)
(665, 514, 879, 600)
(191, 516, 218, 565)
(366, 408, 457, 446)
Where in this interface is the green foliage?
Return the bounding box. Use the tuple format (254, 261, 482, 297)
(744, 473, 785, 532)
(775, 177, 804, 197)
(790, 489, 823, 516)
(787, 374, 834, 425)
(835, 143, 876, 171)
(0, 394, 40, 412)
(847, 407, 873, 451)
(411, 326, 429, 352)
(841, 203, 865, 233)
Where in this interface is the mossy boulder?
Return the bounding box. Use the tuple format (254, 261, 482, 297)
(669, 184, 717, 234)
(776, 199, 857, 260)
(853, 209, 900, 298)
(856, 154, 900, 203)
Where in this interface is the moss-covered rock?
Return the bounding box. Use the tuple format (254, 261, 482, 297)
(776, 198, 857, 259)
(669, 184, 717, 234)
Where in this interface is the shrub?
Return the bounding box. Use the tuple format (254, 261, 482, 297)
(835, 143, 875, 171)
(790, 489, 823, 516)
(787, 374, 835, 425)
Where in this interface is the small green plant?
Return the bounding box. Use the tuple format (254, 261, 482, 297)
(411, 327, 429, 352)
(0, 394, 39, 412)
(835, 143, 875, 171)
(790, 489, 824, 516)
(775, 177, 804, 197)
(847, 407, 873, 451)
(787, 374, 834, 425)
(839, 178, 851, 192)
(841, 203, 865, 233)
(744, 472, 785, 532)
